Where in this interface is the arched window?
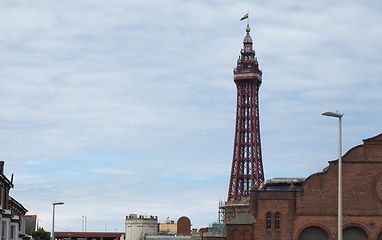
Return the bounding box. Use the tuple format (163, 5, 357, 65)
(266, 212, 272, 230)
(232, 230, 240, 240)
(243, 230, 251, 240)
(299, 226, 329, 240)
(377, 229, 382, 240)
(343, 227, 368, 240)
(275, 212, 280, 230)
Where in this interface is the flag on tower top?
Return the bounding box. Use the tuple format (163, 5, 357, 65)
(240, 13, 248, 21)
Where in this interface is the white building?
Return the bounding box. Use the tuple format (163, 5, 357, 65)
(125, 214, 158, 240)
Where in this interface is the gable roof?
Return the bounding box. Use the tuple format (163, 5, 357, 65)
(227, 212, 252, 225)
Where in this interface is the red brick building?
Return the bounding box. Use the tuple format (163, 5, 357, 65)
(54, 232, 124, 240)
(227, 133, 382, 240)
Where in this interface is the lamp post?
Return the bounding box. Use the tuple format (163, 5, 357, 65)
(322, 111, 343, 240)
(52, 202, 64, 240)
(82, 216, 84, 232)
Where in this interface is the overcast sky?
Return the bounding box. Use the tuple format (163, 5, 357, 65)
(1, 0, 382, 233)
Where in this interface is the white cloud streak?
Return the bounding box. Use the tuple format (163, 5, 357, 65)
(0, 0, 382, 232)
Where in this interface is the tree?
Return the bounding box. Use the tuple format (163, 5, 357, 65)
(32, 228, 50, 240)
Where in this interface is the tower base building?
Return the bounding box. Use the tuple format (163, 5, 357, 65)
(226, 133, 382, 240)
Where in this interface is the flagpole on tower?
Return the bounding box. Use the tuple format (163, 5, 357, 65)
(240, 12, 249, 24)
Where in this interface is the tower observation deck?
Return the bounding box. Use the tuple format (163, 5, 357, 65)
(228, 24, 264, 201)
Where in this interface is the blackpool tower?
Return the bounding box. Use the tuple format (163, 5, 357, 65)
(227, 24, 264, 201)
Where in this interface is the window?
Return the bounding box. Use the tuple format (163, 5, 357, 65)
(10, 226, 14, 240)
(299, 226, 329, 240)
(275, 213, 280, 230)
(266, 212, 272, 230)
(2, 221, 6, 240)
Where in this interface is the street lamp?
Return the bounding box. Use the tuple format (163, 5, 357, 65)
(52, 202, 64, 240)
(322, 111, 343, 240)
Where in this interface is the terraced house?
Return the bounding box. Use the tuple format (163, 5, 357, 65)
(0, 161, 29, 240)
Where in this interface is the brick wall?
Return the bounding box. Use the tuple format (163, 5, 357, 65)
(249, 133, 382, 240)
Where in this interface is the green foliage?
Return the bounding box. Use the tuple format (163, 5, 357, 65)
(25, 227, 33, 235)
(32, 229, 50, 240)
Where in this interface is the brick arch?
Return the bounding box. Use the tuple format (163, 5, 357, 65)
(373, 224, 382, 240)
(232, 229, 241, 240)
(229, 227, 242, 232)
(243, 230, 251, 240)
(294, 222, 333, 240)
(371, 170, 382, 205)
(335, 222, 372, 240)
(228, 228, 242, 240)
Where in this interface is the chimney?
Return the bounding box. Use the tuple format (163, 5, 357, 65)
(0, 161, 4, 174)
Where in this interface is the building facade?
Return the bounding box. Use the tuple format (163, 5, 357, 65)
(245, 133, 382, 240)
(159, 219, 176, 234)
(0, 161, 30, 240)
(54, 232, 125, 240)
(125, 214, 158, 240)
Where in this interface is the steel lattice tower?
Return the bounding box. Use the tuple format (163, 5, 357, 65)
(228, 24, 264, 201)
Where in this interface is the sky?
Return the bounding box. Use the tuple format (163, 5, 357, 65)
(1, 0, 382, 233)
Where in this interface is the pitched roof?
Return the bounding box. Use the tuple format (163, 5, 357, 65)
(227, 212, 252, 225)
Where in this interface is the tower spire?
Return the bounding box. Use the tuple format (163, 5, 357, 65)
(228, 24, 264, 201)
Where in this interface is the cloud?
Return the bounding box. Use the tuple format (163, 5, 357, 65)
(1, 0, 382, 232)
